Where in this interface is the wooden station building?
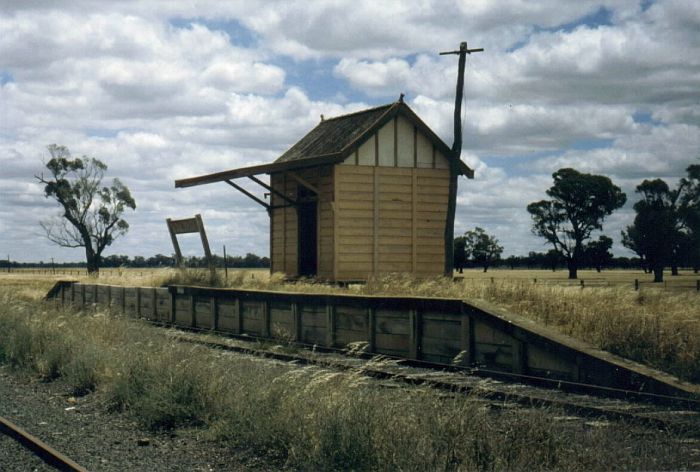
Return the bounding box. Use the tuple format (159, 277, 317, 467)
(175, 99, 474, 281)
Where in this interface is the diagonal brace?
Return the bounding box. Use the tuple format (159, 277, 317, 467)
(225, 180, 270, 210)
(247, 175, 296, 206)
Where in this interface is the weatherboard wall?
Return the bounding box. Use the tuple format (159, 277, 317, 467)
(333, 115, 451, 280)
(268, 114, 453, 281)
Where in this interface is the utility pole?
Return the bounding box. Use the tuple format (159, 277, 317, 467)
(439, 41, 483, 277)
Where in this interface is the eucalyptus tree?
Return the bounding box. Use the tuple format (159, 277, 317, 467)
(36, 144, 136, 274)
(623, 165, 700, 282)
(527, 168, 626, 279)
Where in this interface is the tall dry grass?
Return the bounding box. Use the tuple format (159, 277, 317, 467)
(0, 285, 691, 471)
(147, 270, 700, 383)
(3, 268, 699, 383)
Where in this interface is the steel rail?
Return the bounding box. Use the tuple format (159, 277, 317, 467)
(152, 320, 700, 409)
(160, 326, 699, 435)
(0, 416, 88, 472)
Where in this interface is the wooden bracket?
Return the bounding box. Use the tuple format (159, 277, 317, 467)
(248, 175, 296, 206)
(287, 171, 320, 194)
(225, 180, 270, 210)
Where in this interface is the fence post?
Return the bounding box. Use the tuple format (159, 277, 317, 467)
(408, 308, 421, 360)
(291, 302, 299, 341)
(326, 305, 336, 348)
(697, 280, 699, 292)
(580, 279, 584, 289)
(367, 307, 376, 353)
(634, 279, 639, 291)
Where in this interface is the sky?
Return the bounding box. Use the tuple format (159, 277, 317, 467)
(1, 0, 699, 263)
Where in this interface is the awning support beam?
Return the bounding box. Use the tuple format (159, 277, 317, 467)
(225, 180, 270, 210)
(247, 175, 296, 206)
(287, 171, 320, 194)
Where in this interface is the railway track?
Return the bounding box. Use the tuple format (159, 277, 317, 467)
(0, 416, 87, 472)
(161, 324, 700, 436)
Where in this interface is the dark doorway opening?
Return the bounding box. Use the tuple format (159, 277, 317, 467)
(297, 186, 317, 277)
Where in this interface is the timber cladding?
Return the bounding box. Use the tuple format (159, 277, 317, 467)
(333, 166, 449, 280)
(47, 281, 699, 399)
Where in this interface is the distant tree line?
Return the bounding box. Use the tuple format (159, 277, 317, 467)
(1, 253, 270, 269)
(454, 248, 645, 272)
(455, 163, 700, 282)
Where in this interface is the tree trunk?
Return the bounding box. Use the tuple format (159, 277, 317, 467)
(483, 265, 488, 273)
(567, 260, 577, 279)
(85, 248, 100, 275)
(671, 265, 679, 276)
(652, 265, 664, 283)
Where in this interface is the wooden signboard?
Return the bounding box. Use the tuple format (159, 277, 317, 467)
(166, 214, 215, 277)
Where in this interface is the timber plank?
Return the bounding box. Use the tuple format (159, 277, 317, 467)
(377, 262, 413, 272)
(335, 329, 368, 346)
(376, 311, 410, 335)
(300, 326, 326, 345)
(375, 333, 409, 354)
(421, 336, 462, 357)
(338, 254, 373, 264)
(421, 319, 461, 340)
(377, 166, 413, 176)
(300, 305, 327, 328)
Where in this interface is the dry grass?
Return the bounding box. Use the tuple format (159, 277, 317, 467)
(2, 267, 699, 383)
(0, 285, 693, 471)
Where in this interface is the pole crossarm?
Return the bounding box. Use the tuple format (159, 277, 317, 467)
(439, 42, 484, 56)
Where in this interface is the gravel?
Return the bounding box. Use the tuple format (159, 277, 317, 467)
(0, 366, 284, 471)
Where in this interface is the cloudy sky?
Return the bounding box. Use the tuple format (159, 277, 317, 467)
(1, 0, 699, 263)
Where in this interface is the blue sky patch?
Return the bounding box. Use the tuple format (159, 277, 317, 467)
(85, 128, 122, 138)
(169, 17, 258, 47)
(0, 71, 14, 85)
(276, 57, 372, 103)
(632, 111, 661, 125)
(570, 137, 615, 150)
(507, 6, 613, 52)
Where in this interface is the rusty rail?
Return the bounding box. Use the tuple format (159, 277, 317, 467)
(164, 327, 700, 434)
(0, 416, 88, 472)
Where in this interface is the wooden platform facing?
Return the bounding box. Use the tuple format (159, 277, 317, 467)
(47, 281, 700, 400)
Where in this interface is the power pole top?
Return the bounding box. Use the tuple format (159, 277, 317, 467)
(439, 42, 484, 56)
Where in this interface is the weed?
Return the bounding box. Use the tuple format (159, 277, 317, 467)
(0, 285, 695, 470)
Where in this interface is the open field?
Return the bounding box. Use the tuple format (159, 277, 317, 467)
(0, 283, 698, 470)
(1, 268, 699, 383)
(4, 266, 700, 291)
(457, 268, 700, 291)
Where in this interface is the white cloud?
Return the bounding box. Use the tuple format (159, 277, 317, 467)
(1, 1, 700, 262)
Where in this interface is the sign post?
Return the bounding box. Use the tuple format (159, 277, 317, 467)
(166, 214, 215, 279)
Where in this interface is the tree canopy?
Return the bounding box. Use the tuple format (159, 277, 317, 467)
(454, 227, 503, 273)
(623, 164, 700, 282)
(527, 168, 626, 279)
(584, 235, 613, 272)
(36, 144, 136, 274)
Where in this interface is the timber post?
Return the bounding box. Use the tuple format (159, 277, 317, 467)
(440, 41, 483, 277)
